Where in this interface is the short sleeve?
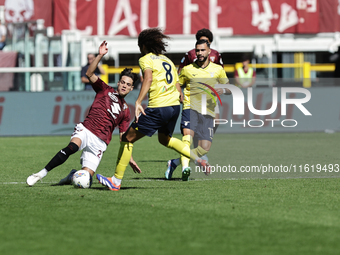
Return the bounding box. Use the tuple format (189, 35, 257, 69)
(178, 67, 188, 86)
(139, 55, 153, 73)
(218, 68, 229, 84)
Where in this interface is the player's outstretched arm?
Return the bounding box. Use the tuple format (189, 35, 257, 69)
(86, 41, 108, 83)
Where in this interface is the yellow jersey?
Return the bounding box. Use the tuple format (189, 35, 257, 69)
(179, 61, 228, 117)
(139, 53, 180, 108)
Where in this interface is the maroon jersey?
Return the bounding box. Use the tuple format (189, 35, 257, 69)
(82, 78, 130, 145)
(178, 48, 224, 73)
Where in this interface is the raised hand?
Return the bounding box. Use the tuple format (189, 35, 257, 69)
(99, 41, 108, 56)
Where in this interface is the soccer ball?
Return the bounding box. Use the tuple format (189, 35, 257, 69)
(72, 170, 92, 189)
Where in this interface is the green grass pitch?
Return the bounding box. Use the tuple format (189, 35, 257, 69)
(0, 132, 339, 255)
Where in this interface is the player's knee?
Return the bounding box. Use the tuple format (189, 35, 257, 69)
(122, 127, 141, 143)
(182, 128, 191, 136)
(200, 144, 210, 152)
(158, 134, 170, 146)
(82, 168, 95, 177)
(121, 133, 129, 142)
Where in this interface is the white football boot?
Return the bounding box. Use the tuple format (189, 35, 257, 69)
(26, 173, 43, 186)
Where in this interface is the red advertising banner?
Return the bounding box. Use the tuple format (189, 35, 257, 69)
(51, 0, 320, 36)
(0, 0, 338, 35)
(0, 0, 53, 27)
(226, 0, 319, 34)
(319, 0, 340, 32)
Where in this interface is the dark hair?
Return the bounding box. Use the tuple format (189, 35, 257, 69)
(242, 53, 252, 62)
(120, 68, 138, 84)
(195, 39, 210, 48)
(195, 28, 213, 43)
(138, 27, 170, 55)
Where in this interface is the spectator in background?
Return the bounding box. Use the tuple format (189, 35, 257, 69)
(0, 20, 7, 50)
(81, 53, 105, 90)
(235, 54, 256, 88)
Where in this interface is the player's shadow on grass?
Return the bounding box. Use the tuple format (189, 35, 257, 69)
(137, 160, 170, 162)
(91, 186, 149, 191)
(46, 185, 149, 191)
(51, 183, 66, 186)
(130, 177, 189, 181)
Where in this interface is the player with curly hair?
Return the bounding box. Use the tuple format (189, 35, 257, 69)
(96, 28, 210, 190)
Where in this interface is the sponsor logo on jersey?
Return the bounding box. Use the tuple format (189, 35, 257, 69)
(162, 85, 168, 93)
(108, 92, 118, 102)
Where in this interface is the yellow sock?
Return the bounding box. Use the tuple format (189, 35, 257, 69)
(181, 135, 192, 168)
(167, 137, 196, 161)
(114, 142, 133, 179)
(192, 146, 208, 158)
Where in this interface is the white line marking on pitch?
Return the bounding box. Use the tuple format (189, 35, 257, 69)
(1, 176, 339, 185)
